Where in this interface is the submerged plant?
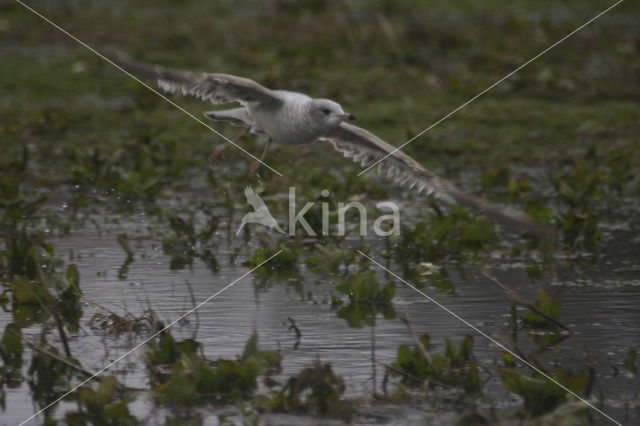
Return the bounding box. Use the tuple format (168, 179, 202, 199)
(391, 334, 482, 394)
(551, 149, 603, 252)
(262, 359, 351, 420)
(147, 332, 280, 405)
(158, 354, 258, 405)
(64, 376, 138, 425)
(161, 213, 220, 271)
(394, 206, 497, 270)
(331, 271, 396, 328)
(242, 245, 298, 280)
(521, 288, 563, 330)
(500, 351, 593, 419)
(624, 348, 637, 376)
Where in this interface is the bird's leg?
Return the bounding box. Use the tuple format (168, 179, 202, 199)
(248, 138, 272, 177)
(208, 127, 248, 162)
(208, 144, 229, 162)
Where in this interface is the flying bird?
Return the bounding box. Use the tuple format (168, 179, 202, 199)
(106, 52, 554, 237)
(236, 186, 285, 236)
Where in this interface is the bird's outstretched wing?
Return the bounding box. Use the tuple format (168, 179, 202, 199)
(106, 51, 281, 106)
(322, 122, 555, 237)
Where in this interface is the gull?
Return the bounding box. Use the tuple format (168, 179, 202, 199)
(107, 52, 554, 236)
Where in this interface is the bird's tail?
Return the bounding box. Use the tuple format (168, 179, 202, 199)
(204, 108, 255, 130)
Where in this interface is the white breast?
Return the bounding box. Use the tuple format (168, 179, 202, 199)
(248, 91, 326, 145)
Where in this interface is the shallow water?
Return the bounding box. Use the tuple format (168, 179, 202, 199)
(2, 199, 638, 425)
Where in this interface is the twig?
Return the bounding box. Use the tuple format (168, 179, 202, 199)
(287, 317, 301, 340)
(186, 280, 200, 340)
(481, 271, 571, 332)
(399, 305, 435, 369)
(79, 292, 120, 318)
(0, 344, 8, 364)
(11, 329, 145, 393)
(382, 371, 388, 395)
(8, 329, 97, 381)
(362, 355, 451, 389)
(371, 325, 376, 395)
(36, 261, 72, 358)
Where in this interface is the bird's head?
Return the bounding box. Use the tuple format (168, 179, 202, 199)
(310, 98, 355, 129)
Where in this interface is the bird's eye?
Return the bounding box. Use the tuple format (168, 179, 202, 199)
(321, 108, 331, 115)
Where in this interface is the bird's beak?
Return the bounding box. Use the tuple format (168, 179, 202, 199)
(341, 113, 356, 120)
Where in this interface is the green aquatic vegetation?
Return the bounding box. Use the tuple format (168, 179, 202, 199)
(262, 360, 351, 420)
(0, 146, 29, 200)
(28, 347, 83, 414)
(551, 150, 602, 251)
(306, 245, 359, 275)
(241, 332, 282, 377)
(521, 288, 562, 330)
(392, 334, 482, 393)
(8, 261, 83, 333)
(161, 213, 220, 271)
(481, 166, 512, 190)
(54, 277, 83, 333)
(148, 332, 280, 405)
(117, 233, 135, 260)
(535, 400, 593, 425)
(2, 266, 84, 414)
(425, 268, 456, 295)
(336, 271, 395, 304)
(0, 153, 87, 402)
(64, 376, 138, 425)
(0, 186, 89, 416)
(1, 227, 56, 282)
(604, 152, 639, 194)
(1, 323, 23, 371)
(242, 246, 298, 279)
(116, 232, 136, 279)
(332, 271, 396, 328)
(66, 147, 164, 205)
(242, 241, 304, 298)
(504, 288, 568, 348)
(159, 354, 258, 405)
(500, 352, 593, 419)
(394, 206, 497, 268)
(63, 130, 192, 207)
(0, 146, 46, 215)
(481, 167, 553, 226)
(146, 333, 201, 366)
(10, 274, 48, 305)
(624, 348, 637, 376)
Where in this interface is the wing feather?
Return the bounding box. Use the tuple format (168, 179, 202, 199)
(323, 123, 555, 236)
(107, 51, 281, 106)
